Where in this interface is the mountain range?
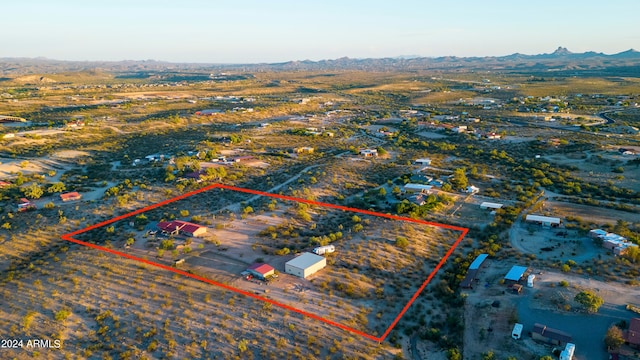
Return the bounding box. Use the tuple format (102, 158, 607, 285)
(1, 47, 640, 75)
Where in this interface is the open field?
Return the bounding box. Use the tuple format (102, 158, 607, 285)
(68, 185, 467, 341)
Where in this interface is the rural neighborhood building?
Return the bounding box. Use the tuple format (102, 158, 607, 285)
(359, 149, 378, 158)
(532, 323, 573, 346)
(504, 265, 528, 283)
(480, 202, 503, 210)
(460, 253, 489, 289)
(525, 214, 561, 227)
(414, 158, 432, 166)
(17, 198, 35, 211)
(625, 318, 640, 348)
(285, 252, 326, 279)
(591, 229, 639, 256)
(403, 183, 433, 193)
(60, 192, 82, 202)
(465, 185, 480, 194)
(246, 263, 275, 280)
(156, 220, 207, 237)
(408, 193, 428, 206)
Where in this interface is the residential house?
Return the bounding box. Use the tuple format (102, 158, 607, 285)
(60, 192, 82, 202)
(625, 318, 640, 348)
(157, 220, 207, 237)
(359, 149, 378, 158)
(17, 198, 36, 212)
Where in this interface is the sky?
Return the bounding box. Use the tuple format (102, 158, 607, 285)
(2, 0, 640, 63)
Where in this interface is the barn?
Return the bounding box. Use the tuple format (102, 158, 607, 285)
(285, 252, 326, 279)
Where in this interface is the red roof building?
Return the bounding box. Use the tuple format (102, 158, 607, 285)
(156, 220, 207, 237)
(60, 192, 82, 202)
(625, 318, 640, 347)
(0, 181, 11, 187)
(17, 198, 35, 211)
(247, 263, 275, 279)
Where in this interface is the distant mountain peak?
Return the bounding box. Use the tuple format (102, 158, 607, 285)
(552, 46, 572, 55)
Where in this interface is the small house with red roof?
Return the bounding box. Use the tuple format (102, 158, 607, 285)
(18, 198, 36, 212)
(246, 263, 275, 280)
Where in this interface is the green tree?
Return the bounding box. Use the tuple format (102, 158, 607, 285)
(574, 290, 604, 313)
(604, 325, 625, 350)
(450, 168, 468, 190)
(481, 351, 495, 360)
(378, 187, 387, 197)
(395, 236, 409, 249)
(539, 356, 554, 360)
(446, 348, 462, 360)
(624, 245, 640, 263)
(22, 183, 44, 199)
(47, 182, 66, 193)
(238, 339, 248, 353)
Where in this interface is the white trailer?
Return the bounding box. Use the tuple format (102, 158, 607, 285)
(511, 323, 523, 340)
(560, 343, 575, 360)
(527, 274, 536, 288)
(313, 245, 335, 255)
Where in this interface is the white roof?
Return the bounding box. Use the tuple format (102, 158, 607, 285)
(286, 252, 325, 270)
(415, 158, 431, 163)
(404, 183, 433, 191)
(525, 214, 561, 224)
(480, 202, 503, 209)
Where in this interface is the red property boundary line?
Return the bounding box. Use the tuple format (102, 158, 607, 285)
(61, 183, 468, 342)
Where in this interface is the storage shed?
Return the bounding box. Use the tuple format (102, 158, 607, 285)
(247, 263, 275, 280)
(285, 252, 326, 279)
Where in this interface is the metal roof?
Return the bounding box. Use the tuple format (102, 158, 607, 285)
(480, 202, 503, 209)
(504, 265, 528, 281)
(469, 254, 488, 270)
(525, 214, 561, 224)
(247, 263, 275, 275)
(285, 252, 325, 270)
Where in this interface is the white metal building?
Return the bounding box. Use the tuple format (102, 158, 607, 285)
(480, 202, 503, 210)
(285, 252, 326, 279)
(404, 183, 433, 193)
(525, 214, 561, 227)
